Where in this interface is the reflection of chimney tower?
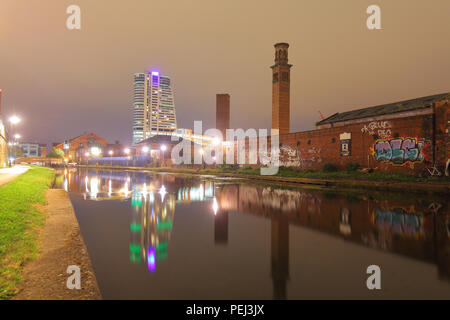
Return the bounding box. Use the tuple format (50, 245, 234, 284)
(271, 215, 289, 300)
(216, 94, 230, 139)
(214, 211, 229, 245)
(271, 43, 292, 135)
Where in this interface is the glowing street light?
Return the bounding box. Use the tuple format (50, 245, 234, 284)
(90, 147, 101, 156)
(124, 148, 130, 155)
(212, 137, 220, 146)
(85, 152, 90, 157)
(109, 150, 114, 156)
(9, 116, 21, 125)
(142, 146, 149, 154)
(14, 134, 21, 139)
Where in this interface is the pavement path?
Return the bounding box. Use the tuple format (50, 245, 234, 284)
(0, 165, 30, 187)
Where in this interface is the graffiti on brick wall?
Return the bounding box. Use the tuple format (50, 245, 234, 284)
(279, 144, 322, 168)
(361, 121, 392, 138)
(371, 137, 428, 167)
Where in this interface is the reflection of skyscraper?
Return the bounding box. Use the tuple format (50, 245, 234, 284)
(271, 216, 289, 300)
(133, 72, 177, 145)
(129, 177, 176, 273)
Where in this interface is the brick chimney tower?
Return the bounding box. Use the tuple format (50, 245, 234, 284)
(216, 94, 230, 139)
(271, 43, 292, 135)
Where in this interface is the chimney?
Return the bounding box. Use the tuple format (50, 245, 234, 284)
(216, 94, 231, 139)
(271, 43, 292, 135)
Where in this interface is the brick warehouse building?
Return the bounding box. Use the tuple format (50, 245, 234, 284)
(218, 43, 449, 175)
(54, 132, 108, 163)
(278, 93, 449, 174)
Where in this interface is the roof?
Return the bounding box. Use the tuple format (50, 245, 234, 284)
(316, 93, 449, 126)
(137, 134, 203, 148)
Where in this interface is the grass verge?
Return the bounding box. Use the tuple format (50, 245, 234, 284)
(0, 166, 54, 299)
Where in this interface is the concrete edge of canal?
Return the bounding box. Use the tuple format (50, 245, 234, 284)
(13, 189, 102, 300)
(77, 165, 450, 195)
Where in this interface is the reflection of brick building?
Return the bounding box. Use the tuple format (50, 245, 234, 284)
(215, 183, 449, 271)
(54, 132, 108, 162)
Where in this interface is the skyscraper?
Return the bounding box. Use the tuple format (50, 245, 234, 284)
(133, 71, 177, 145)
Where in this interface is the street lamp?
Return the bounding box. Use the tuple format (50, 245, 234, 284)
(9, 116, 21, 125)
(8, 116, 21, 166)
(109, 150, 114, 166)
(124, 148, 131, 167)
(160, 145, 167, 167)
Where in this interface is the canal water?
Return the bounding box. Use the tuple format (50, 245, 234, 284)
(54, 168, 450, 299)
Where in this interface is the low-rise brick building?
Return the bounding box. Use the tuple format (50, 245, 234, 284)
(54, 132, 108, 163)
(277, 93, 449, 174)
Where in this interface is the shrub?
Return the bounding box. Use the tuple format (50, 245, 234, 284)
(346, 162, 360, 172)
(323, 163, 338, 172)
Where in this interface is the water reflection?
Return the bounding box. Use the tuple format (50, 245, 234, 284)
(57, 168, 450, 299)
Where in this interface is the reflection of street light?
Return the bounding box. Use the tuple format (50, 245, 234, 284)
(124, 148, 130, 155)
(213, 197, 219, 215)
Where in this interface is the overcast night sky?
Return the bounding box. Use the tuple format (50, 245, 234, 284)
(0, 0, 449, 146)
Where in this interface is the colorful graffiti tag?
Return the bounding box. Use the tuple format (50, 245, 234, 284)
(372, 137, 427, 166)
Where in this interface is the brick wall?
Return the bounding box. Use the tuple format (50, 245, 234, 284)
(279, 111, 438, 173)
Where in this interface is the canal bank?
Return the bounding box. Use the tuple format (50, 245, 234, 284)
(77, 165, 450, 195)
(13, 189, 101, 300)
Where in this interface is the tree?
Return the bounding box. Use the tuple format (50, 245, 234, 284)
(48, 148, 65, 158)
(11, 146, 24, 158)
